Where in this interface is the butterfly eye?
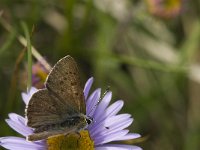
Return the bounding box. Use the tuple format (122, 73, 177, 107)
(86, 117, 93, 125)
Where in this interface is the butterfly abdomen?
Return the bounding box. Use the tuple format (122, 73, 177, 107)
(34, 124, 58, 133)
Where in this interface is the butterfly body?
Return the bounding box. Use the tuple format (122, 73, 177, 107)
(27, 113, 89, 141)
(26, 56, 92, 141)
(33, 114, 87, 133)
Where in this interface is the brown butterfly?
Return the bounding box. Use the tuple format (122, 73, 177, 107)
(26, 55, 92, 141)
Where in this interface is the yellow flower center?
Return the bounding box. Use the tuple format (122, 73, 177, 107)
(47, 130, 94, 150)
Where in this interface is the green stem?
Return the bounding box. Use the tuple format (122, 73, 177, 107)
(21, 22, 32, 92)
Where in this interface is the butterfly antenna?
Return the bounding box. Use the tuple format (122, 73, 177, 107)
(88, 86, 110, 117)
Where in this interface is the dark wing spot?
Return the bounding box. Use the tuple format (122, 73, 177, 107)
(71, 82, 77, 86)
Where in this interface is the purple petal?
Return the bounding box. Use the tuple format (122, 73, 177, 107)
(8, 113, 23, 123)
(6, 113, 33, 136)
(94, 130, 129, 145)
(96, 144, 142, 150)
(114, 133, 141, 141)
(84, 77, 94, 99)
(93, 91, 112, 121)
(105, 100, 124, 117)
(87, 92, 112, 131)
(86, 88, 101, 116)
(21, 87, 38, 105)
(89, 100, 124, 133)
(92, 115, 133, 137)
(90, 114, 131, 137)
(0, 137, 45, 150)
(103, 114, 132, 127)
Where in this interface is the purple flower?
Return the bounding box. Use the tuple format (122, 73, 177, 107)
(0, 77, 142, 150)
(32, 61, 49, 89)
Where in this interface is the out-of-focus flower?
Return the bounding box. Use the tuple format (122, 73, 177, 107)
(145, 0, 183, 18)
(20, 61, 50, 89)
(32, 61, 49, 88)
(0, 77, 142, 150)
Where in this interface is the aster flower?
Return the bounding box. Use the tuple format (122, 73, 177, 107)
(0, 77, 142, 150)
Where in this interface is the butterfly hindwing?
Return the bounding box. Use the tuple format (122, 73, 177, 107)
(26, 89, 69, 128)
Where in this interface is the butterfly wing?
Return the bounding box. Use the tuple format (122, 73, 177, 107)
(26, 89, 69, 128)
(45, 55, 86, 114)
(26, 55, 86, 128)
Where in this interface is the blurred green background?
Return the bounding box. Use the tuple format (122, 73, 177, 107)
(1, 0, 200, 149)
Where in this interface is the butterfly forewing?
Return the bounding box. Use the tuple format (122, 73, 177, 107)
(45, 56, 86, 114)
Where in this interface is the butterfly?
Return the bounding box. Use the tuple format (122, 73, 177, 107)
(26, 55, 92, 141)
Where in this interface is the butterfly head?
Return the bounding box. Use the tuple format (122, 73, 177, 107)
(85, 116, 93, 125)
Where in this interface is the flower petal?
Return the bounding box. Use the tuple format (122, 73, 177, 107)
(86, 88, 101, 116)
(96, 144, 142, 150)
(114, 133, 141, 141)
(93, 91, 112, 120)
(94, 130, 129, 145)
(90, 114, 132, 137)
(105, 100, 124, 117)
(21, 87, 38, 105)
(91, 114, 131, 136)
(89, 100, 124, 133)
(8, 113, 23, 123)
(0, 137, 45, 150)
(6, 113, 33, 136)
(103, 114, 132, 127)
(84, 77, 94, 99)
